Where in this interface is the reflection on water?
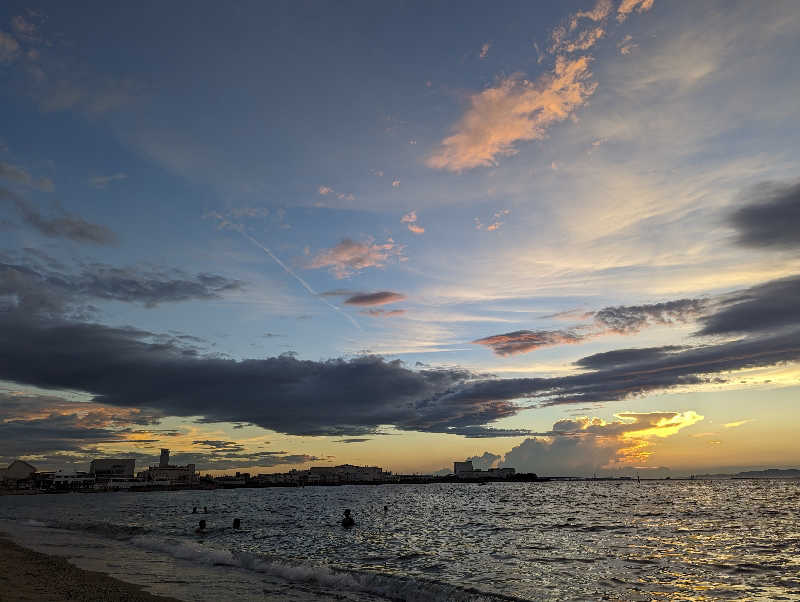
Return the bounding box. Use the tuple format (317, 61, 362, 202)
(1, 480, 799, 600)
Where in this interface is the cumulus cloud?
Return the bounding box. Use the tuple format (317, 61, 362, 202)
(1, 187, 117, 245)
(88, 173, 127, 189)
(401, 211, 425, 234)
(617, 0, 655, 22)
(309, 238, 405, 278)
(500, 410, 699, 476)
(728, 180, 800, 250)
(426, 57, 596, 171)
(343, 291, 406, 306)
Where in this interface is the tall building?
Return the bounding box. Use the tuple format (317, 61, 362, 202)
(160, 448, 170, 468)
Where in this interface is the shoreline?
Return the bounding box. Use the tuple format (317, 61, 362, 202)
(0, 533, 182, 602)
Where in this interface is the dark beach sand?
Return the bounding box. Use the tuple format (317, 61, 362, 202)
(0, 534, 181, 602)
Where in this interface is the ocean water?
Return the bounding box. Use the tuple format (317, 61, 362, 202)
(1, 480, 799, 601)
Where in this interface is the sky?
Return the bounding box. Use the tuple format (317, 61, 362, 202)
(1, 0, 799, 477)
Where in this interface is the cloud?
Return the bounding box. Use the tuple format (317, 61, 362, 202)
(617, 0, 655, 23)
(401, 211, 425, 234)
(571, 0, 613, 25)
(466, 451, 501, 469)
(0, 257, 244, 314)
(475, 298, 707, 355)
(309, 238, 405, 278)
(723, 419, 753, 429)
(0, 32, 20, 63)
(618, 34, 638, 55)
(335, 438, 371, 444)
(343, 291, 406, 306)
(392, 178, 400, 188)
(88, 173, 127, 189)
(361, 309, 406, 318)
(500, 410, 700, 476)
(475, 209, 510, 231)
(474, 329, 584, 356)
(0, 162, 54, 191)
(696, 275, 800, 337)
(318, 186, 333, 195)
(426, 57, 596, 171)
(450, 328, 800, 408)
(575, 346, 685, 370)
(0, 298, 529, 437)
(1, 187, 117, 245)
(479, 43, 491, 59)
(728, 180, 800, 250)
(593, 298, 708, 334)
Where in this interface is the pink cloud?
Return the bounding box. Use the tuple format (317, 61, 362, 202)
(617, 0, 655, 22)
(318, 186, 333, 195)
(309, 238, 405, 279)
(426, 56, 596, 171)
(479, 42, 491, 59)
(401, 210, 425, 234)
(474, 329, 585, 356)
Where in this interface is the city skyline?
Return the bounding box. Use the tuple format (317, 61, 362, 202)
(1, 0, 799, 477)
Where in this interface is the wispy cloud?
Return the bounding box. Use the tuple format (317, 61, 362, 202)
(309, 238, 405, 279)
(426, 57, 596, 171)
(88, 172, 127, 189)
(723, 419, 753, 429)
(0, 161, 54, 192)
(361, 308, 406, 318)
(1, 186, 117, 245)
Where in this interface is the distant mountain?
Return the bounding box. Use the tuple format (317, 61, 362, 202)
(732, 468, 800, 478)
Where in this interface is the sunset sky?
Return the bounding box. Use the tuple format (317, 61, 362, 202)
(1, 0, 799, 476)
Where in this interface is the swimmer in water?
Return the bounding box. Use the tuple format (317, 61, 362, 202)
(233, 518, 241, 529)
(192, 506, 197, 514)
(195, 519, 206, 534)
(342, 509, 355, 528)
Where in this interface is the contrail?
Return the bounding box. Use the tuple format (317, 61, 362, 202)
(237, 229, 362, 331)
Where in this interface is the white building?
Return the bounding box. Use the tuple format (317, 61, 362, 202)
(453, 460, 515, 479)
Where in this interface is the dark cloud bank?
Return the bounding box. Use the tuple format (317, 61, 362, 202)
(1, 180, 799, 454)
(729, 180, 800, 250)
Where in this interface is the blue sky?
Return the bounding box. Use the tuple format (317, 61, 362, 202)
(1, 0, 800, 475)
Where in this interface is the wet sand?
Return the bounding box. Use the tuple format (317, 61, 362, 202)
(0, 534, 181, 602)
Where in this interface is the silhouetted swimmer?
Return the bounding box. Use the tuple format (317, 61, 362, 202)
(203, 506, 208, 514)
(341, 509, 355, 528)
(195, 519, 207, 534)
(383, 505, 388, 514)
(233, 518, 241, 529)
(192, 506, 198, 514)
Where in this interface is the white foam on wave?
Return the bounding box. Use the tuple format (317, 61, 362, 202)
(129, 535, 512, 602)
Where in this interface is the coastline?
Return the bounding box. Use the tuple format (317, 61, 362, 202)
(0, 533, 181, 602)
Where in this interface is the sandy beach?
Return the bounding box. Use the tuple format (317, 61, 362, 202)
(0, 534, 181, 602)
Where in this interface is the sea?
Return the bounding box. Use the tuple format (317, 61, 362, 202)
(1, 480, 799, 601)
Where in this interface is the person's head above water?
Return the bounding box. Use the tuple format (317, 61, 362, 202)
(344, 509, 351, 516)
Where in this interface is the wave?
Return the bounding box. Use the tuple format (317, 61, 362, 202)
(129, 534, 525, 602)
